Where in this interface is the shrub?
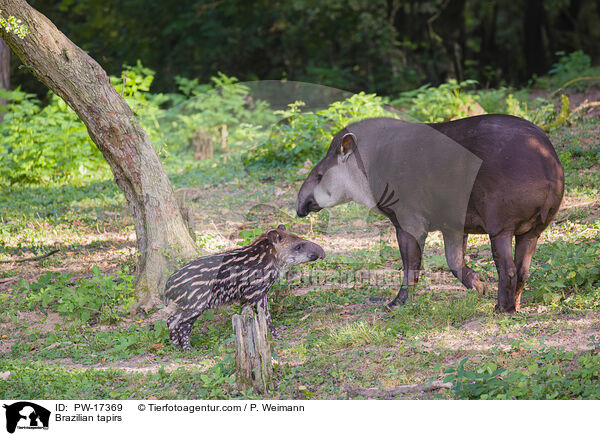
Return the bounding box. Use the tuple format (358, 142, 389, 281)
(391, 79, 479, 122)
(535, 50, 600, 91)
(0, 64, 273, 186)
(443, 346, 600, 399)
(0, 89, 106, 185)
(528, 238, 600, 306)
(12, 266, 135, 324)
(164, 73, 276, 156)
(244, 92, 396, 176)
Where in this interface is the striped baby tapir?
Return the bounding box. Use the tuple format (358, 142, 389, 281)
(164, 224, 325, 350)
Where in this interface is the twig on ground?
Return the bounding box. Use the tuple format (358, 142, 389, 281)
(0, 249, 60, 263)
(342, 381, 452, 399)
(210, 221, 227, 241)
(299, 307, 323, 322)
(570, 101, 600, 118)
(549, 76, 600, 98)
(556, 200, 599, 223)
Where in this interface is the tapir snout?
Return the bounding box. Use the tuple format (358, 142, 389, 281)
(296, 177, 322, 217)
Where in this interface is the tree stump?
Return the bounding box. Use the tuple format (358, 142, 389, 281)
(232, 305, 273, 393)
(191, 129, 213, 160)
(220, 124, 228, 150)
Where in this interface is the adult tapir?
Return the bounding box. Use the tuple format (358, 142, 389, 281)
(296, 115, 564, 313)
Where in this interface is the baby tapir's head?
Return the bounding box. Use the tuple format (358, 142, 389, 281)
(266, 224, 325, 271)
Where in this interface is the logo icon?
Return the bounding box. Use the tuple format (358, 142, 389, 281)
(3, 402, 50, 434)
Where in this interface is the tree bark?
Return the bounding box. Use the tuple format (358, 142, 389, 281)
(0, 0, 198, 310)
(0, 38, 10, 121)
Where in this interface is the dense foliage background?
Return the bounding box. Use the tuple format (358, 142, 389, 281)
(11, 0, 600, 95)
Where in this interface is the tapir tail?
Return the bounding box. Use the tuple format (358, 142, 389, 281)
(540, 190, 561, 224)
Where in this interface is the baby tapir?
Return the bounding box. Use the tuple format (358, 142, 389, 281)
(164, 224, 325, 350)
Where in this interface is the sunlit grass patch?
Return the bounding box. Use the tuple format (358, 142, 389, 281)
(427, 293, 493, 326)
(325, 321, 389, 350)
(195, 230, 234, 252)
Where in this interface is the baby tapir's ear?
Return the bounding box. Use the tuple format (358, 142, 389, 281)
(277, 224, 286, 231)
(267, 229, 283, 244)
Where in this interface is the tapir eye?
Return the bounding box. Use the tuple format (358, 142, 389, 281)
(316, 173, 323, 183)
(294, 243, 303, 251)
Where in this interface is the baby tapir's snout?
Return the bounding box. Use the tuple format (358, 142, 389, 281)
(308, 243, 326, 261)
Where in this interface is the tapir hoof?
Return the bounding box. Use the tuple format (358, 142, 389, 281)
(473, 277, 489, 296)
(386, 288, 409, 310)
(367, 296, 387, 304)
(270, 328, 283, 339)
(494, 304, 517, 314)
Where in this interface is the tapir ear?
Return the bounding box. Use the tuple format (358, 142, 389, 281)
(277, 224, 286, 231)
(267, 229, 282, 244)
(339, 132, 357, 162)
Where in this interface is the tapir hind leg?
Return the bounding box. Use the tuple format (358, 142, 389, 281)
(490, 233, 518, 313)
(387, 227, 425, 309)
(443, 232, 487, 295)
(514, 230, 540, 310)
(167, 309, 203, 350)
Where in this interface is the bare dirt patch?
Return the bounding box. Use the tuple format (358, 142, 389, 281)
(419, 311, 600, 353)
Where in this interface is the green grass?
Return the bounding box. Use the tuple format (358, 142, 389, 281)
(0, 359, 244, 400)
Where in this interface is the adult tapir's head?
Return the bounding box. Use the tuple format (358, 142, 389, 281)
(296, 126, 375, 217)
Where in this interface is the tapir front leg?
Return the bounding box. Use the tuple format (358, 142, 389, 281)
(253, 295, 282, 338)
(443, 231, 487, 295)
(387, 227, 425, 309)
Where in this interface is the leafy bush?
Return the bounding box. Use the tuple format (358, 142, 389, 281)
(12, 266, 135, 323)
(473, 87, 510, 114)
(0, 64, 273, 186)
(535, 51, 600, 91)
(163, 73, 276, 156)
(0, 89, 106, 185)
(244, 92, 396, 176)
(528, 239, 600, 306)
(0, 14, 29, 38)
(443, 346, 600, 399)
(0, 63, 169, 186)
(391, 79, 480, 122)
(392, 80, 560, 128)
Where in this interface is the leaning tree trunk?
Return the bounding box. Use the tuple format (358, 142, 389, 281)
(0, 0, 198, 310)
(0, 38, 10, 121)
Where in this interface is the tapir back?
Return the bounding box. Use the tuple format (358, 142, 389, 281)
(430, 114, 564, 232)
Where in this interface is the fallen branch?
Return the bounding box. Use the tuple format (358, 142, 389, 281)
(0, 249, 59, 263)
(570, 101, 600, 118)
(299, 307, 323, 322)
(560, 199, 599, 211)
(342, 381, 452, 399)
(555, 200, 600, 223)
(549, 76, 600, 98)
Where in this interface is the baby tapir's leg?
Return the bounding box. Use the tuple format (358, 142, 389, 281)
(167, 309, 203, 350)
(254, 295, 281, 338)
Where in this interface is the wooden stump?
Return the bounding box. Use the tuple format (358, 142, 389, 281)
(191, 129, 213, 160)
(220, 124, 228, 150)
(232, 305, 273, 393)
